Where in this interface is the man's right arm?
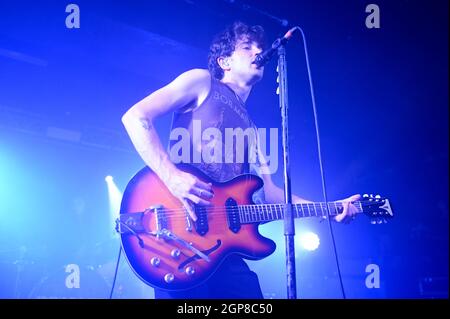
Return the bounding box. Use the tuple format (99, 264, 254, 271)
(121, 68, 213, 220)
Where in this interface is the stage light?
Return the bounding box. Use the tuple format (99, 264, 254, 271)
(105, 175, 122, 236)
(299, 232, 320, 251)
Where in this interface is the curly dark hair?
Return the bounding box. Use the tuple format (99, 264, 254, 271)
(208, 21, 266, 80)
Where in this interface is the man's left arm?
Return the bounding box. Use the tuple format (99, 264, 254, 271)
(250, 127, 360, 222)
(262, 176, 360, 222)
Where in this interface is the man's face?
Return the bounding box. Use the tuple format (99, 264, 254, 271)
(227, 37, 264, 83)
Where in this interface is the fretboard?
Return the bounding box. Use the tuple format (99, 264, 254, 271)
(237, 202, 363, 224)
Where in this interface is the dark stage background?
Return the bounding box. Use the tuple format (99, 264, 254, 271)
(0, 0, 448, 298)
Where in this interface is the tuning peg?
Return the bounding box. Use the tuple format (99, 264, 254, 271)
(370, 220, 376, 225)
(276, 76, 280, 83)
(375, 195, 381, 199)
(363, 194, 369, 198)
(276, 87, 280, 95)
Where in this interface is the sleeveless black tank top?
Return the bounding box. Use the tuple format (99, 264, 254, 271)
(169, 74, 257, 182)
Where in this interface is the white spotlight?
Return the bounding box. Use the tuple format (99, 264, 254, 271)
(105, 175, 122, 237)
(299, 232, 320, 251)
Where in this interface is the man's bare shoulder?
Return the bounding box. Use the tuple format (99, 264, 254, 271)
(167, 69, 211, 111)
(174, 68, 211, 88)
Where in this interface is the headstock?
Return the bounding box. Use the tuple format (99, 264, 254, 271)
(360, 194, 394, 224)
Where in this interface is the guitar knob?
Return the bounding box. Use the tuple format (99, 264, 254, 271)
(185, 266, 195, 276)
(171, 249, 181, 259)
(164, 273, 175, 283)
(150, 257, 160, 267)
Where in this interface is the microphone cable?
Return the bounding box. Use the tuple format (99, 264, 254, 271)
(292, 26, 348, 299)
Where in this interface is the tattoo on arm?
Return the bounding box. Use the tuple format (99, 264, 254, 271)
(139, 118, 154, 131)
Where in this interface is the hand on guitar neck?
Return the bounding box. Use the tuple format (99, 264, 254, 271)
(264, 184, 361, 224)
(333, 194, 362, 223)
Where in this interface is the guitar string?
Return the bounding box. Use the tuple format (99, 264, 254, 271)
(122, 202, 364, 217)
(120, 202, 366, 220)
(124, 203, 357, 216)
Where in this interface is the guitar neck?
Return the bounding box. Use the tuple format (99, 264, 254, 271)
(238, 202, 363, 224)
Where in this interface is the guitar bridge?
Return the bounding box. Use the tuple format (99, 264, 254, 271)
(144, 205, 167, 238)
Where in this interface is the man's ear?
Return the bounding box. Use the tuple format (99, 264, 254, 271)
(217, 56, 231, 70)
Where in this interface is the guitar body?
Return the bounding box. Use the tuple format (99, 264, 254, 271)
(119, 164, 276, 291)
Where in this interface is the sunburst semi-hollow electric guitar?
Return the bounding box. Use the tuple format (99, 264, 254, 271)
(118, 164, 393, 291)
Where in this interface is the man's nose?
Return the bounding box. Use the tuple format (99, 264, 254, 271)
(253, 47, 262, 57)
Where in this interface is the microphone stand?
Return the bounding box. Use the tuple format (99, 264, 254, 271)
(277, 45, 297, 299)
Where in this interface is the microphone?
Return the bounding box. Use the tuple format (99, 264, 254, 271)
(253, 27, 298, 68)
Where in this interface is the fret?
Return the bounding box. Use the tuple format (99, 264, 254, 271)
(320, 202, 327, 217)
(297, 204, 303, 218)
(273, 205, 279, 220)
(277, 204, 283, 220)
(268, 205, 273, 221)
(311, 203, 317, 217)
(244, 205, 249, 222)
(328, 202, 333, 216)
(268, 204, 274, 220)
(300, 204, 306, 218)
(314, 203, 320, 217)
(257, 205, 262, 221)
(270, 204, 276, 220)
(329, 202, 336, 216)
(244, 206, 249, 222)
(262, 205, 268, 221)
(297, 204, 304, 218)
(254, 205, 259, 222)
(237, 206, 242, 223)
(239, 206, 246, 223)
(255, 205, 262, 222)
(306, 203, 313, 217)
(333, 202, 339, 216)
